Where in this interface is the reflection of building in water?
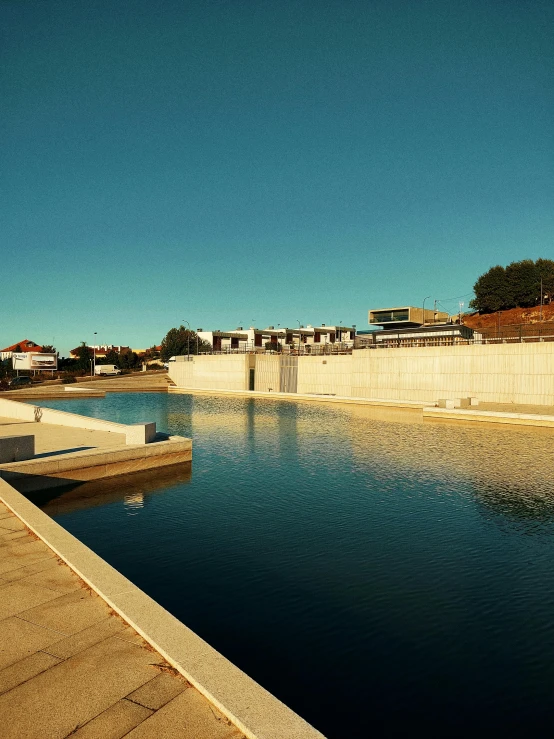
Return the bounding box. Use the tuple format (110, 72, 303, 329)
(35, 463, 192, 516)
(345, 406, 554, 524)
(124, 492, 145, 510)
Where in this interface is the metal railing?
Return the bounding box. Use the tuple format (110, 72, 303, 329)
(354, 330, 554, 350)
(191, 342, 354, 356)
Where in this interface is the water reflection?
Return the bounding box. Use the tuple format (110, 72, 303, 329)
(29, 463, 192, 516)
(32, 392, 554, 737)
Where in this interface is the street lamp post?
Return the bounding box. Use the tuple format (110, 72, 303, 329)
(422, 296, 431, 326)
(182, 320, 190, 357)
(297, 319, 302, 354)
(93, 332, 97, 376)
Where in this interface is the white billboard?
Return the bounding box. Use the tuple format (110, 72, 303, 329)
(12, 352, 58, 370)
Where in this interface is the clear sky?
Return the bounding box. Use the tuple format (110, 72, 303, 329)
(2, 0, 553, 355)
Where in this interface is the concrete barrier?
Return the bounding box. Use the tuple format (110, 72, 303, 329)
(0, 397, 155, 445)
(0, 435, 35, 463)
(0, 436, 192, 492)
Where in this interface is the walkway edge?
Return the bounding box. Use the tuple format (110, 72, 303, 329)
(0, 479, 324, 739)
(423, 407, 554, 427)
(169, 385, 432, 408)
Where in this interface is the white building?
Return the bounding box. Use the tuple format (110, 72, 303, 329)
(196, 324, 356, 353)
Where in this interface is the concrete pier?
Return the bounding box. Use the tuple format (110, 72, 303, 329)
(0, 414, 191, 493)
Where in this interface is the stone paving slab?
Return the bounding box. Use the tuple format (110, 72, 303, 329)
(0, 500, 247, 739)
(0, 416, 126, 456)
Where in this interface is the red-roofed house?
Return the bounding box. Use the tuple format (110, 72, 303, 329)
(0, 339, 43, 360)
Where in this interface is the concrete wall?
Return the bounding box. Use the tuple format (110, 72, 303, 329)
(349, 343, 554, 404)
(169, 343, 554, 405)
(168, 355, 249, 392)
(297, 355, 353, 397)
(254, 355, 280, 392)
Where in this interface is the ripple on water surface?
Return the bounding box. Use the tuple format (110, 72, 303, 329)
(34, 393, 554, 736)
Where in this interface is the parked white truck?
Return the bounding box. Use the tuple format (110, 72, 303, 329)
(94, 364, 121, 376)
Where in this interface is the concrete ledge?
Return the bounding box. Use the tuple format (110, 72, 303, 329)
(0, 434, 35, 463)
(64, 387, 106, 396)
(424, 407, 554, 428)
(169, 385, 433, 409)
(0, 396, 155, 445)
(0, 437, 192, 491)
(0, 479, 324, 739)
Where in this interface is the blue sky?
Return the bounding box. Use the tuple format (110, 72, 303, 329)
(2, 0, 553, 355)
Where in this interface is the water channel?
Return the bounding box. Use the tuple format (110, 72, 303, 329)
(33, 392, 554, 736)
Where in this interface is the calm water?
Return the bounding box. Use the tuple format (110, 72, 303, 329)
(34, 393, 554, 736)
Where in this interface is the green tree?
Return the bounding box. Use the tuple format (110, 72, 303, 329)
(160, 326, 211, 361)
(118, 350, 140, 369)
(40, 345, 56, 353)
(470, 258, 554, 313)
(505, 259, 537, 308)
(74, 342, 93, 373)
(470, 265, 507, 312)
(104, 349, 119, 365)
(0, 358, 13, 380)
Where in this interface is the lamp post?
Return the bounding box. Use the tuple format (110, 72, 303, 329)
(182, 320, 190, 357)
(93, 332, 97, 376)
(297, 319, 302, 354)
(422, 296, 431, 326)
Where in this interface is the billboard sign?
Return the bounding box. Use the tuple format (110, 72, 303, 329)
(12, 352, 58, 370)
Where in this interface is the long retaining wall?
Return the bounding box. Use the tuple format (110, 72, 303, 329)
(169, 343, 554, 406)
(0, 396, 156, 444)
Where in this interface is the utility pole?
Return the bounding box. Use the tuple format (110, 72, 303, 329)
(182, 320, 190, 357)
(422, 296, 430, 326)
(540, 277, 543, 322)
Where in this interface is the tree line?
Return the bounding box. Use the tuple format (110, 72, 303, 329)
(470, 259, 554, 313)
(160, 327, 211, 360)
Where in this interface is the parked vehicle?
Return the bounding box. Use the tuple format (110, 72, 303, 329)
(8, 376, 32, 388)
(94, 365, 121, 376)
(163, 356, 176, 370)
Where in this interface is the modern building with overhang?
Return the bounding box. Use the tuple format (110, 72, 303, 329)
(368, 306, 449, 329)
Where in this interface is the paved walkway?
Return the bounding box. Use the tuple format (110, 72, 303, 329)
(0, 501, 244, 739)
(477, 401, 554, 416)
(0, 417, 126, 457)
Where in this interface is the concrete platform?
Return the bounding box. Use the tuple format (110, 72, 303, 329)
(0, 416, 192, 493)
(0, 416, 126, 455)
(424, 406, 554, 428)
